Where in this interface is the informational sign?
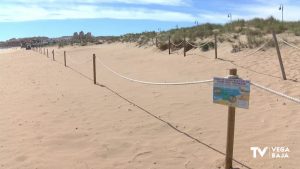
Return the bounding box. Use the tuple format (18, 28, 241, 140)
(213, 77, 250, 109)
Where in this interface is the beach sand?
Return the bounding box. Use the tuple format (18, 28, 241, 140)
(0, 42, 299, 169)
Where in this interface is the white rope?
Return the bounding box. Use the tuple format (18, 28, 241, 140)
(200, 38, 214, 46)
(186, 39, 214, 48)
(171, 41, 184, 47)
(65, 54, 299, 104)
(186, 41, 198, 48)
(251, 82, 300, 104)
(96, 57, 213, 85)
(279, 38, 300, 50)
(237, 39, 271, 57)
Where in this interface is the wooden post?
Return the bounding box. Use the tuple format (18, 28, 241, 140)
(52, 50, 55, 61)
(184, 36, 186, 57)
(64, 51, 67, 67)
(44, 48, 45, 55)
(168, 36, 171, 55)
(93, 54, 96, 84)
(225, 68, 237, 169)
(47, 49, 49, 57)
(214, 33, 218, 59)
(272, 30, 287, 80)
(155, 37, 158, 47)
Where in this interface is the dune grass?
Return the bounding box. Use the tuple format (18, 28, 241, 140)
(115, 16, 300, 51)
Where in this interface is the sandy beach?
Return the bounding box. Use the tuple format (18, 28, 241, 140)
(0, 41, 299, 169)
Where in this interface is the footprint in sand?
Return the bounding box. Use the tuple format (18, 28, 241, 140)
(15, 155, 28, 162)
(130, 151, 152, 163)
(152, 92, 162, 98)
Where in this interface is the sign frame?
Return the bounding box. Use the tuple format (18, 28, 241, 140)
(213, 77, 250, 109)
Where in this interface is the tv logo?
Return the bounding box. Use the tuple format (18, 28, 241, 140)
(250, 147, 268, 158)
(250, 146, 290, 159)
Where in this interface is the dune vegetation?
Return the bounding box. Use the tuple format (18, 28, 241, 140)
(117, 16, 300, 52)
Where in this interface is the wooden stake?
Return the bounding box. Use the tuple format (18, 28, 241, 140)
(225, 68, 237, 169)
(47, 49, 49, 57)
(93, 54, 97, 84)
(155, 37, 158, 47)
(168, 36, 171, 55)
(272, 30, 287, 80)
(214, 33, 218, 59)
(52, 50, 55, 61)
(64, 51, 67, 67)
(184, 36, 186, 57)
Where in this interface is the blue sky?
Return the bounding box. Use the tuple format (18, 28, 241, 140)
(0, 0, 299, 41)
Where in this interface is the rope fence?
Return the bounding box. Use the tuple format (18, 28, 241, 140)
(236, 39, 272, 58)
(96, 57, 213, 85)
(31, 45, 300, 106)
(31, 43, 300, 169)
(96, 56, 300, 104)
(31, 39, 300, 105)
(278, 37, 300, 50)
(251, 82, 300, 104)
(170, 41, 184, 47)
(186, 38, 214, 48)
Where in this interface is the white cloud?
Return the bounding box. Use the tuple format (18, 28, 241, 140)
(0, 4, 195, 22)
(2, 0, 300, 23)
(1, 0, 187, 6)
(0, 0, 192, 22)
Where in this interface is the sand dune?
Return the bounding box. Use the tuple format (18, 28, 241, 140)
(0, 42, 299, 169)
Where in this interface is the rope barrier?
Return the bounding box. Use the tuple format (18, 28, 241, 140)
(97, 56, 300, 104)
(236, 39, 272, 57)
(37, 45, 300, 106)
(186, 41, 199, 48)
(96, 57, 213, 85)
(170, 41, 184, 47)
(279, 38, 300, 50)
(186, 39, 214, 48)
(251, 82, 300, 104)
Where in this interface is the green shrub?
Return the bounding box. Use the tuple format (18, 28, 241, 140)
(246, 29, 265, 48)
(293, 28, 300, 36)
(81, 42, 87, 46)
(231, 41, 247, 53)
(158, 43, 169, 51)
(218, 37, 225, 43)
(201, 42, 214, 52)
(233, 35, 239, 39)
(58, 42, 68, 48)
